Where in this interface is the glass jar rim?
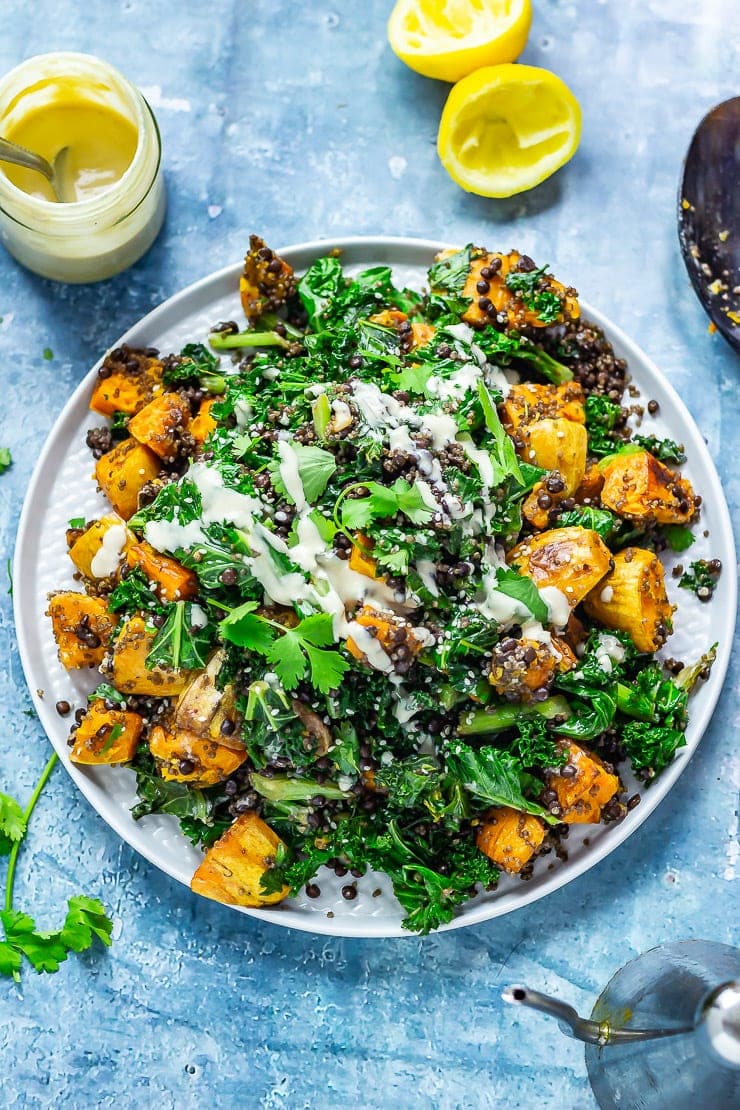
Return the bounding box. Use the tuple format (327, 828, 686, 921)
(0, 52, 159, 222)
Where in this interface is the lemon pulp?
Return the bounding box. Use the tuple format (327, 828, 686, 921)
(388, 0, 532, 83)
(438, 64, 581, 197)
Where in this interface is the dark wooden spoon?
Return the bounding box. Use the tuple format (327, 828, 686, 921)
(678, 96, 739, 354)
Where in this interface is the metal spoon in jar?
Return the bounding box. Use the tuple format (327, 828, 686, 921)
(0, 136, 72, 202)
(677, 96, 740, 354)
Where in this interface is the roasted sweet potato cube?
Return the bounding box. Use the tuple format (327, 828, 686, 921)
(128, 392, 191, 461)
(111, 615, 191, 695)
(501, 381, 585, 434)
(68, 515, 132, 580)
(191, 812, 289, 907)
(548, 741, 620, 824)
(95, 437, 161, 520)
(489, 635, 575, 703)
(239, 235, 296, 323)
(521, 418, 588, 529)
(89, 348, 165, 416)
(368, 309, 409, 329)
(348, 534, 384, 580)
(149, 725, 246, 785)
(190, 397, 218, 445)
(458, 249, 579, 330)
(346, 605, 422, 665)
(125, 541, 198, 602)
(47, 592, 115, 669)
(70, 699, 142, 764)
(574, 461, 605, 504)
(410, 322, 435, 350)
(600, 450, 696, 525)
(476, 806, 546, 874)
(508, 527, 612, 609)
(583, 548, 674, 652)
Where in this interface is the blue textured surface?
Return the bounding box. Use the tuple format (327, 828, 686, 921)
(0, 3, 738, 1106)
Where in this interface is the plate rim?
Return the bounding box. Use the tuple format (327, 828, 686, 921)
(13, 234, 737, 938)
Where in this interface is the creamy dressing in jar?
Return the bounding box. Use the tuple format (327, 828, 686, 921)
(0, 53, 166, 282)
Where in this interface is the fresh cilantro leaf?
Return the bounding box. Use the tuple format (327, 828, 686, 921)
(376, 547, 410, 575)
(330, 722, 361, 778)
(0, 910, 70, 973)
(292, 444, 337, 503)
(396, 363, 432, 395)
(146, 601, 215, 671)
(68, 517, 86, 529)
(307, 509, 337, 544)
(88, 683, 127, 707)
(267, 631, 307, 689)
(0, 793, 27, 856)
(59, 895, 114, 951)
(494, 566, 548, 623)
(341, 479, 435, 530)
(0, 447, 12, 475)
(661, 524, 695, 553)
(304, 643, 350, 694)
(219, 600, 276, 651)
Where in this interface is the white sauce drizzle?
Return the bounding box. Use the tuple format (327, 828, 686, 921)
(276, 439, 307, 511)
(90, 523, 127, 578)
(539, 586, 571, 629)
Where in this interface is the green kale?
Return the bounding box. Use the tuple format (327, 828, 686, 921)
(621, 722, 686, 778)
(584, 395, 624, 456)
(632, 434, 686, 464)
(427, 244, 473, 294)
(504, 266, 562, 324)
(374, 756, 441, 811)
(445, 741, 552, 820)
(146, 601, 215, 672)
(107, 567, 163, 615)
(163, 342, 226, 392)
(511, 716, 566, 769)
(556, 506, 619, 541)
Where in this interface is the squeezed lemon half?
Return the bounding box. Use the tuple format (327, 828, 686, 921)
(388, 0, 532, 83)
(437, 63, 582, 197)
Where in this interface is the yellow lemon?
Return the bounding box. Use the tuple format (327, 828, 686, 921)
(388, 0, 532, 83)
(437, 63, 582, 197)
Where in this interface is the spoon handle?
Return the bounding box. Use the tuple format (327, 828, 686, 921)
(0, 137, 55, 182)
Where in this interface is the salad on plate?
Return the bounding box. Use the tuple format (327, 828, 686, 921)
(47, 237, 718, 933)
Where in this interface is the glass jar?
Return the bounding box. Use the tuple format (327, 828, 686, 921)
(0, 52, 166, 283)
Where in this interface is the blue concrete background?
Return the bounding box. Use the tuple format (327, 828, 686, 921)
(0, 2, 737, 1107)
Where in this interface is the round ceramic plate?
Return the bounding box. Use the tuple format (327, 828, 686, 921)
(14, 237, 736, 938)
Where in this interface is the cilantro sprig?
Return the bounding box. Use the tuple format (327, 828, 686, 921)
(0, 753, 113, 981)
(220, 604, 349, 694)
(336, 478, 435, 531)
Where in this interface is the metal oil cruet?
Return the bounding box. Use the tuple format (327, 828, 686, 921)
(504, 940, 740, 1109)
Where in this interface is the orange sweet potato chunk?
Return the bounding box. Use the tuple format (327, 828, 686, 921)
(111, 615, 191, 696)
(501, 381, 585, 434)
(70, 699, 143, 764)
(149, 724, 246, 785)
(95, 437, 161, 520)
(476, 806, 546, 874)
(583, 547, 673, 653)
(68, 515, 132, 580)
(89, 350, 165, 416)
(547, 741, 621, 824)
(459, 249, 579, 330)
(47, 592, 115, 669)
(508, 527, 612, 609)
(600, 450, 696, 525)
(125, 541, 198, 602)
(191, 812, 289, 907)
(346, 605, 421, 663)
(128, 392, 191, 461)
(348, 534, 384, 580)
(190, 398, 218, 445)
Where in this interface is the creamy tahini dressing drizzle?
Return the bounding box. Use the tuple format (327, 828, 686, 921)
(90, 523, 128, 578)
(276, 439, 307, 511)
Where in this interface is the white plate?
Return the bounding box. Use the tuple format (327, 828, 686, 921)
(14, 237, 737, 938)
